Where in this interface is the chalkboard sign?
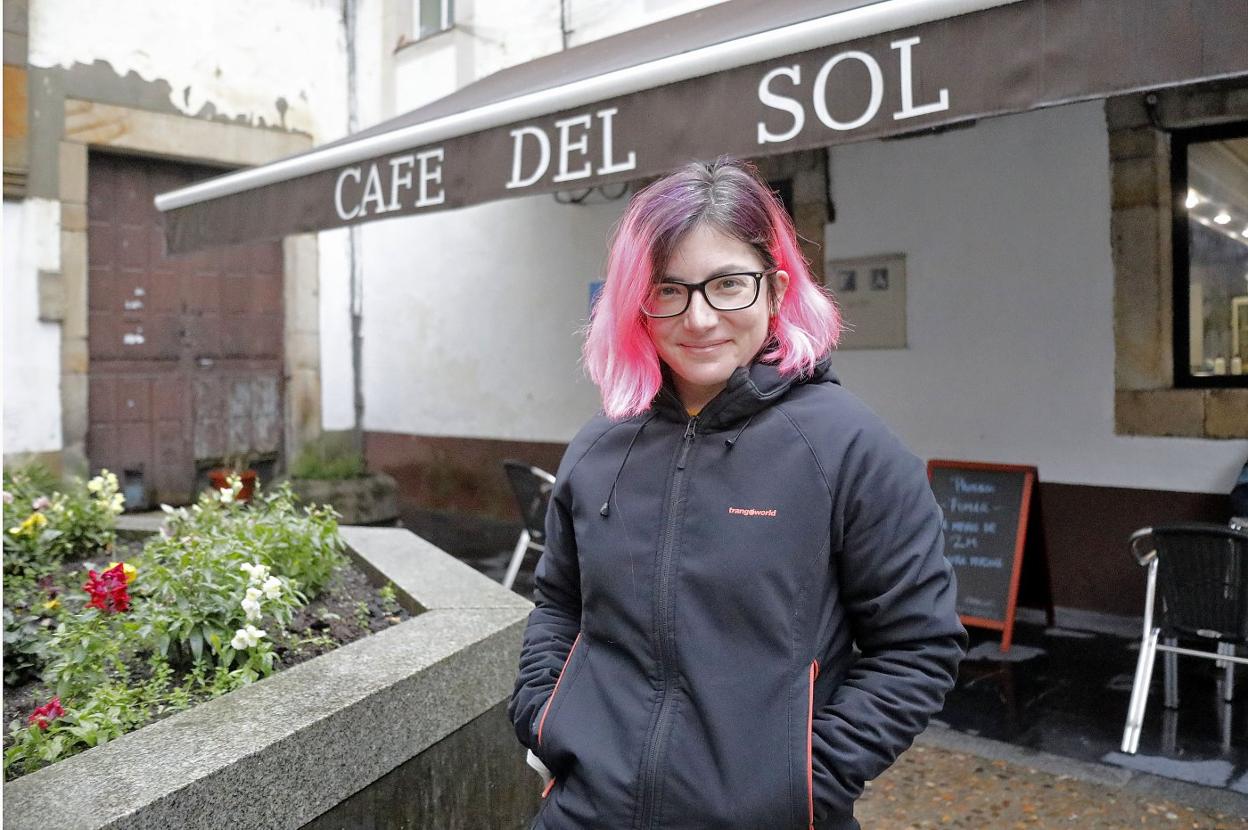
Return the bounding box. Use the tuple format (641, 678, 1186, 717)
(927, 460, 1053, 651)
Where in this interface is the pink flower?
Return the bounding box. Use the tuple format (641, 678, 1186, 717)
(31, 496, 50, 510)
(83, 563, 131, 613)
(28, 697, 65, 730)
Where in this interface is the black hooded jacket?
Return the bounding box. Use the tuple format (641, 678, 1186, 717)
(508, 356, 967, 829)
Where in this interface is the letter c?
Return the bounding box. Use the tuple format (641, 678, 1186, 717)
(334, 167, 362, 220)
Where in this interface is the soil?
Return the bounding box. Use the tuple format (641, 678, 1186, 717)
(3, 536, 414, 743)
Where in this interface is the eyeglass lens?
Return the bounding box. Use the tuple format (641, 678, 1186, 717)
(643, 274, 760, 317)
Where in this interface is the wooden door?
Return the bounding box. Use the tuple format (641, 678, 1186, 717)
(87, 152, 285, 508)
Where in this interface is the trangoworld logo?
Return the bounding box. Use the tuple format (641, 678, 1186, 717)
(727, 506, 778, 517)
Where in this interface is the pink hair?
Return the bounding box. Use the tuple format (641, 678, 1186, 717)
(583, 157, 841, 420)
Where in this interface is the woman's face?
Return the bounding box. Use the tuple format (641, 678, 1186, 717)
(646, 223, 789, 412)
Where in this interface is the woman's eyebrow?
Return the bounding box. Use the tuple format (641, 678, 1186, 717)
(659, 264, 757, 282)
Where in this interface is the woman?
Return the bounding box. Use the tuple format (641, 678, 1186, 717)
(508, 157, 966, 830)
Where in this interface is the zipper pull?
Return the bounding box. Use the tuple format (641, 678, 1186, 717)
(677, 417, 697, 470)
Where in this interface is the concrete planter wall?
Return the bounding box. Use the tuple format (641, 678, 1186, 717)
(3, 525, 541, 830)
(281, 471, 400, 526)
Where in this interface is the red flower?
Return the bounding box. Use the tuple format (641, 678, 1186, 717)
(28, 696, 65, 730)
(83, 563, 131, 613)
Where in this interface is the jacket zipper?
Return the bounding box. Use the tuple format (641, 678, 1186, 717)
(635, 416, 697, 829)
(807, 658, 820, 829)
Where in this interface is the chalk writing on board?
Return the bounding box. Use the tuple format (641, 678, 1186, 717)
(928, 465, 1028, 623)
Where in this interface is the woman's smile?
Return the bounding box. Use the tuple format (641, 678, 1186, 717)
(681, 339, 730, 354)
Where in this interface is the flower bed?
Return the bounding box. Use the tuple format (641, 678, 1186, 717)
(2, 465, 409, 781)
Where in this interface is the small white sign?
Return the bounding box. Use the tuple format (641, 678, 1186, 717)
(826, 248, 907, 350)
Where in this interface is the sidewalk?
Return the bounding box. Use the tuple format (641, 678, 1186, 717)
(860, 727, 1248, 829)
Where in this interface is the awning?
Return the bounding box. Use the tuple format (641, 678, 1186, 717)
(156, 0, 1248, 253)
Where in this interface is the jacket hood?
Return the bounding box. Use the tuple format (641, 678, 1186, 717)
(652, 353, 840, 430)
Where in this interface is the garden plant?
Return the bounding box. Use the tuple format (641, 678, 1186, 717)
(0, 464, 391, 781)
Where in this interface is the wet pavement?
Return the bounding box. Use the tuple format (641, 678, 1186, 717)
(400, 506, 1248, 824)
(858, 741, 1248, 828)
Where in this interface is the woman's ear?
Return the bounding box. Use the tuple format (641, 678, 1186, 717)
(770, 269, 790, 314)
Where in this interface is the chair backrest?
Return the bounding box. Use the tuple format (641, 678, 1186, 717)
(1144, 522, 1248, 644)
(502, 460, 556, 543)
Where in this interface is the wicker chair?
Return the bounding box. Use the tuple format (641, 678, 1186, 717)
(501, 460, 556, 591)
(1121, 522, 1248, 754)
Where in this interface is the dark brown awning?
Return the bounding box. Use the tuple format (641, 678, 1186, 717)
(156, 0, 1248, 253)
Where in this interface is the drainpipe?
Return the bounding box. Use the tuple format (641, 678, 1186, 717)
(344, 0, 365, 461)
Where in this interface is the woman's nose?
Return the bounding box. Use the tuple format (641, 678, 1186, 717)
(683, 291, 718, 329)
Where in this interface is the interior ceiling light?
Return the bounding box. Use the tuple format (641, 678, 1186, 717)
(1214, 211, 1232, 224)
(1185, 190, 1201, 209)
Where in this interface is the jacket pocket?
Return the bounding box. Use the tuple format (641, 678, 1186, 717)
(534, 632, 585, 782)
(805, 659, 820, 829)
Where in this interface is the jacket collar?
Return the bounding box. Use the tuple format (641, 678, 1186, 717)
(651, 353, 839, 431)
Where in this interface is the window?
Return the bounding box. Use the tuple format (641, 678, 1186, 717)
(413, 0, 453, 39)
(1174, 123, 1248, 387)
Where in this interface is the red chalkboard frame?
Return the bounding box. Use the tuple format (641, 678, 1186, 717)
(927, 460, 1052, 652)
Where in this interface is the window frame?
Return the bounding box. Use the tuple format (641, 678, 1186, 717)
(412, 0, 454, 41)
(1171, 120, 1248, 389)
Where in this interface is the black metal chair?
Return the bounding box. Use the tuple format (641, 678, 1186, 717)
(1121, 522, 1248, 754)
(501, 460, 556, 591)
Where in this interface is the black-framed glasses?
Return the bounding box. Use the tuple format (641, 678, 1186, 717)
(641, 269, 775, 318)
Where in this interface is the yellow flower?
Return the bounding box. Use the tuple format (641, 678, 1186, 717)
(42, 597, 61, 612)
(104, 561, 138, 583)
(10, 512, 48, 537)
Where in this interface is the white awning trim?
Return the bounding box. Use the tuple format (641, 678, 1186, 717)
(154, 0, 1018, 212)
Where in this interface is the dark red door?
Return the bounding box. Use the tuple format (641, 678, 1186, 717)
(87, 152, 285, 508)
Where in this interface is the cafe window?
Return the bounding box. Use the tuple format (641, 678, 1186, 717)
(1173, 123, 1248, 387)
(413, 0, 453, 39)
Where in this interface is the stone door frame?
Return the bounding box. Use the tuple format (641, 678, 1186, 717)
(53, 99, 322, 483)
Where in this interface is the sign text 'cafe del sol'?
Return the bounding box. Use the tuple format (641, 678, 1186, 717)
(330, 36, 948, 222)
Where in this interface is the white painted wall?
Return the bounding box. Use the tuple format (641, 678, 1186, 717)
(456, 0, 562, 83)
(359, 193, 625, 441)
(823, 100, 1248, 495)
(567, 0, 726, 46)
(318, 228, 357, 431)
(28, 0, 349, 142)
(3, 199, 65, 455)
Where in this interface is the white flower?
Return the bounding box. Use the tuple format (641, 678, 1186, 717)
(241, 596, 262, 621)
(230, 624, 266, 650)
(245, 586, 263, 602)
(218, 487, 235, 504)
(109, 493, 125, 514)
(87, 478, 102, 494)
(239, 562, 270, 583)
(261, 575, 282, 600)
